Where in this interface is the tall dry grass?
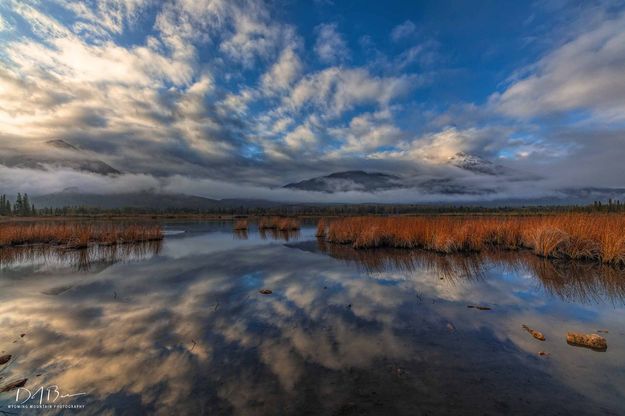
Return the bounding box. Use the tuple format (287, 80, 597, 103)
(323, 214, 625, 265)
(315, 218, 328, 238)
(0, 222, 163, 248)
(233, 219, 249, 230)
(258, 217, 300, 231)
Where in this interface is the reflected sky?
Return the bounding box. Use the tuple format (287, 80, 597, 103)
(0, 223, 624, 415)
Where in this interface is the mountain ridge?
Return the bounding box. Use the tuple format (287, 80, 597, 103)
(284, 170, 403, 193)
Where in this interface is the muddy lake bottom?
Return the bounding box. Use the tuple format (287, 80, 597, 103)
(1, 222, 624, 415)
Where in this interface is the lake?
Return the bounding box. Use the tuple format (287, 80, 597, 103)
(1, 222, 624, 415)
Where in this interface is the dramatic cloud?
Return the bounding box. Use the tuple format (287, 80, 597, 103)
(287, 68, 419, 117)
(0, 0, 624, 201)
(491, 11, 625, 121)
(328, 110, 404, 156)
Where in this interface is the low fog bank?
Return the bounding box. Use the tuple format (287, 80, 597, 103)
(1, 165, 622, 206)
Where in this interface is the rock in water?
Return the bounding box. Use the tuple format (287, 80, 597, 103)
(522, 325, 546, 341)
(566, 332, 607, 351)
(467, 305, 491, 310)
(0, 354, 11, 365)
(0, 378, 27, 392)
(259, 289, 273, 295)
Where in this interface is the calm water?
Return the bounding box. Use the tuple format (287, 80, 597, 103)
(1, 222, 624, 415)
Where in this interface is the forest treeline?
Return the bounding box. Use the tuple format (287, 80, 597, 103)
(1, 192, 625, 217)
(0, 193, 37, 216)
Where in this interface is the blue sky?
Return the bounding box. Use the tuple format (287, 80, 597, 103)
(1, 0, 625, 201)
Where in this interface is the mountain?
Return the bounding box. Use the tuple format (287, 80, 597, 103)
(46, 139, 80, 151)
(284, 170, 403, 192)
(1, 140, 120, 175)
(283, 154, 527, 194)
(447, 152, 508, 176)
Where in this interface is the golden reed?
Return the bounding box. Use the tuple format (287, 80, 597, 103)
(233, 219, 249, 230)
(258, 217, 300, 231)
(322, 214, 625, 265)
(0, 222, 163, 248)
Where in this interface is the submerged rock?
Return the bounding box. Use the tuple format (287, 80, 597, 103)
(566, 332, 607, 351)
(0, 378, 27, 392)
(522, 325, 546, 341)
(467, 305, 491, 311)
(259, 289, 273, 295)
(0, 354, 11, 365)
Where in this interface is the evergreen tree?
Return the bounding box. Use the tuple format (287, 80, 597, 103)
(14, 193, 22, 215)
(22, 193, 30, 216)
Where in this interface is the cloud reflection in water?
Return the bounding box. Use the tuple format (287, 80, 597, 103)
(0, 226, 623, 415)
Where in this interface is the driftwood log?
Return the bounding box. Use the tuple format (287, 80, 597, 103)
(566, 332, 607, 351)
(522, 325, 545, 341)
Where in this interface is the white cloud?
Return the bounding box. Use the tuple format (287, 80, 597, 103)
(271, 117, 294, 134)
(314, 23, 350, 64)
(261, 47, 303, 93)
(288, 67, 420, 117)
(60, 0, 153, 38)
(390, 20, 416, 42)
(0, 13, 11, 32)
(283, 123, 318, 150)
(371, 127, 510, 163)
(328, 111, 403, 155)
(219, 8, 282, 65)
(490, 12, 625, 121)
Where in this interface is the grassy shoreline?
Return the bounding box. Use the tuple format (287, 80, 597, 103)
(319, 214, 625, 265)
(0, 222, 163, 249)
(258, 216, 301, 231)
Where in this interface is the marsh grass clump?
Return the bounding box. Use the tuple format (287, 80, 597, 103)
(233, 219, 249, 231)
(323, 214, 625, 265)
(258, 216, 300, 231)
(315, 218, 328, 238)
(0, 222, 163, 248)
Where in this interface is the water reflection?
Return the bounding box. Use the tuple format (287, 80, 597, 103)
(225, 224, 303, 241)
(0, 241, 162, 271)
(233, 229, 249, 240)
(313, 241, 625, 305)
(0, 224, 623, 415)
(259, 228, 301, 241)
